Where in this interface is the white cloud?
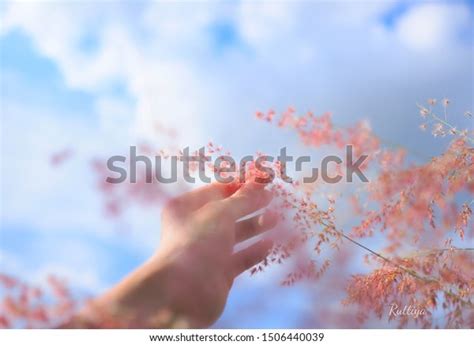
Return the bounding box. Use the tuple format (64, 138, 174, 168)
(395, 3, 472, 51)
(1, 102, 104, 231)
(1, 2, 213, 147)
(237, 1, 298, 46)
(1, 0, 472, 233)
(2, 1, 471, 150)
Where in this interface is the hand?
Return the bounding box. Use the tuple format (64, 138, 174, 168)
(70, 180, 277, 328)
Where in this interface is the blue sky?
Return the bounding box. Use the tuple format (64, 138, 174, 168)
(1, 1, 473, 328)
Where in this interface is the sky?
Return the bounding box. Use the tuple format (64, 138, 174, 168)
(0, 0, 473, 328)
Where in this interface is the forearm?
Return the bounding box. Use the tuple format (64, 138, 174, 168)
(62, 253, 188, 328)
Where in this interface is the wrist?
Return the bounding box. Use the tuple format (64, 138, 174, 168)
(67, 254, 187, 328)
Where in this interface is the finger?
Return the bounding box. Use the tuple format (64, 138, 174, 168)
(167, 181, 241, 213)
(232, 239, 273, 277)
(220, 182, 273, 221)
(235, 210, 278, 243)
(242, 174, 270, 189)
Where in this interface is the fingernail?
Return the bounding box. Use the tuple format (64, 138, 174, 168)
(224, 181, 243, 195)
(244, 175, 268, 189)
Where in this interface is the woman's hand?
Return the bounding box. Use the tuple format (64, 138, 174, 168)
(68, 180, 277, 328)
